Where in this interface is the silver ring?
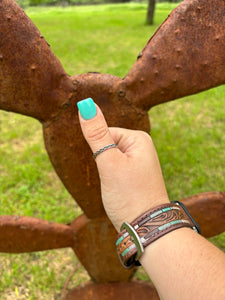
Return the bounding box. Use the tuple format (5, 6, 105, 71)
(93, 144, 117, 159)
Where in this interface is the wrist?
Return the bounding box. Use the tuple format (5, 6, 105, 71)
(115, 201, 200, 268)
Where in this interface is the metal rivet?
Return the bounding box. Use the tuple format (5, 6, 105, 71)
(137, 52, 143, 59)
(72, 79, 79, 91)
(72, 79, 79, 85)
(61, 101, 69, 109)
(118, 90, 126, 97)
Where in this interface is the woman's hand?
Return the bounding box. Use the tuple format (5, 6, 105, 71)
(77, 99, 225, 300)
(77, 98, 169, 231)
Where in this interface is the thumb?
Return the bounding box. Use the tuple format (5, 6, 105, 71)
(77, 98, 118, 160)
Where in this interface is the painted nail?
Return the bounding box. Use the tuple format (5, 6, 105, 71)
(77, 98, 97, 120)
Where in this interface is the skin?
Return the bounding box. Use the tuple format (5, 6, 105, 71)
(78, 103, 225, 300)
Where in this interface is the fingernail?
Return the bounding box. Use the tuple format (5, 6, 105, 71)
(77, 98, 97, 120)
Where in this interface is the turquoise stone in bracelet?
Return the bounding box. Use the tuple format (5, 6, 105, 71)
(158, 219, 190, 231)
(116, 236, 124, 246)
(121, 244, 136, 257)
(116, 201, 200, 268)
(138, 206, 180, 227)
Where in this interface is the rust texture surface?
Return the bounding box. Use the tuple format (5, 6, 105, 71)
(66, 281, 160, 300)
(0, 216, 75, 252)
(125, 0, 225, 110)
(182, 191, 225, 238)
(0, 0, 224, 298)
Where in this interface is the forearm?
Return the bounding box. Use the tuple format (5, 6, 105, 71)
(77, 99, 225, 299)
(140, 227, 225, 300)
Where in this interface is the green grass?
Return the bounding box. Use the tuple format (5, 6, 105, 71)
(150, 88, 225, 198)
(0, 2, 224, 298)
(25, 2, 178, 77)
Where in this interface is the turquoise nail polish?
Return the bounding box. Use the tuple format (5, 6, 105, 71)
(77, 98, 97, 120)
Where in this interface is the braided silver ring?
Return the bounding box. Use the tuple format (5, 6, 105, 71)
(93, 144, 117, 159)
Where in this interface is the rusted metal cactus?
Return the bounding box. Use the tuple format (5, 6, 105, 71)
(0, 0, 225, 298)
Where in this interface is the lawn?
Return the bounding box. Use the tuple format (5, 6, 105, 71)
(0, 2, 224, 299)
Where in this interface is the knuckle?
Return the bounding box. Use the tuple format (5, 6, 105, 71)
(87, 125, 109, 143)
(137, 130, 152, 141)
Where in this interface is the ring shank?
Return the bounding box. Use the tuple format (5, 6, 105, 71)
(93, 144, 117, 159)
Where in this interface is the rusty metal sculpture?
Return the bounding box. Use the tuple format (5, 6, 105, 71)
(0, 0, 225, 298)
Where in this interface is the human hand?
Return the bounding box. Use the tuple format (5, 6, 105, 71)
(77, 98, 169, 231)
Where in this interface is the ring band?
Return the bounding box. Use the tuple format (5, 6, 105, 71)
(93, 144, 117, 159)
